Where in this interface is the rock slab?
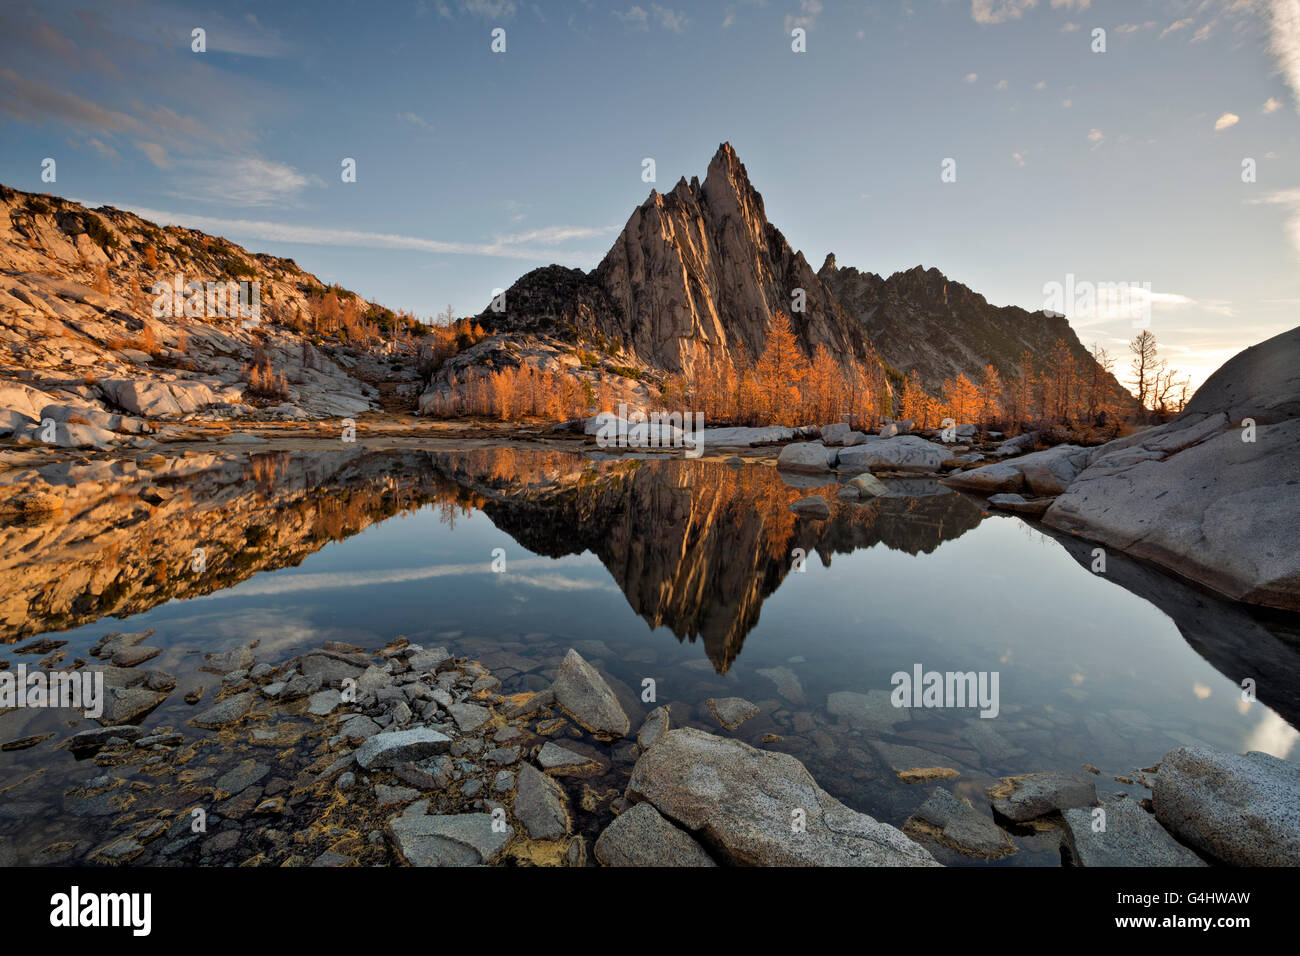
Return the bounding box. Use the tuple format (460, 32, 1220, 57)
(627, 728, 939, 866)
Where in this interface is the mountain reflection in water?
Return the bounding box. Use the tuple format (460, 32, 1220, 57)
(3, 446, 1297, 732)
(2, 444, 1298, 864)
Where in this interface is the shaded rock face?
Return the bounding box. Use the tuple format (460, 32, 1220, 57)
(1044, 325, 1300, 611)
(818, 257, 1133, 402)
(627, 727, 940, 866)
(479, 143, 878, 376)
(1153, 746, 1300, 866)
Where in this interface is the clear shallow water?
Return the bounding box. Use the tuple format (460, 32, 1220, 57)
(2, 446, 1297, 865)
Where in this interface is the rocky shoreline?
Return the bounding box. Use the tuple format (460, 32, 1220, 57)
(3, 633, 1295, 868)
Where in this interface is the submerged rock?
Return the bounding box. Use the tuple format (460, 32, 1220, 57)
(627, 728, 939, 866)
(189, 692, 254, 729)
(98, 687, 169, 726)
(756, 666, 805, 705)
(1152, 746, 1300, 865)
(905, 788, 1015, 860)
(707, 697, 759, 730)
(826, 690, 908, 732)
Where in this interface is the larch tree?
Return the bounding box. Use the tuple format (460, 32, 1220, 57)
(754, 310, 809, 423)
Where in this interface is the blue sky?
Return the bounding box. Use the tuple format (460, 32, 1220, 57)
(1, 0, 1297, 389)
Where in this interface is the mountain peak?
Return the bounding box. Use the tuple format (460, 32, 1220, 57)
(701, 142, 765, 240)
(705, 141, 747, 188)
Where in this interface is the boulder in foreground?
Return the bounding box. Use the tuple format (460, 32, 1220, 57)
(627, 728, 940, 866)
(1153, 746, 1300, 866)
(594, 802, 717, 866)
(551, 649, 630, 739)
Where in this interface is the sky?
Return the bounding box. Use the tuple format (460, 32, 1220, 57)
(0, 0, 1297, 391)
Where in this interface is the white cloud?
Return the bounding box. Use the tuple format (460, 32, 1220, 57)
(1248, 187, 1300, 261)
(170, 157, 318, 206)
(397, 111, 434, 131)
(1191, 24, 1212, 42)
(1012, 151, 1029, 166)
(964, 72, 980, 83)
(1265, 0, 1300, 112)
(462, 0, 517, 19)
(1214, 111, 1240, 130)
(995, 79, 1009, 90)
(615, 5, 688, 31)
(1050, 0, 1089, 9)
(135, 141, 170, 169)
(972, 0, 1037, 25)
(1087, 127, 1104, 147)
(1160, 18, 1194, 39)
(86, 138, 118, 160)
(0, 68, 142, 134)
(785, 0, 822, 32)
(652, 4, 690, 32)
(108, 204, 617, 262)
(492, 224, 619, 244)
(1262, 96, 1284, 113)
(613, 6, 649, 29)
(1033, 80, 1046, 90)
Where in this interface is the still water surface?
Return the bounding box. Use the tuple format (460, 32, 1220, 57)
(2, 447, 1296, 864)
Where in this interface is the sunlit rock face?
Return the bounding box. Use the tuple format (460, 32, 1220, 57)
(0, 185, 393, 436)
(477, 143, 878, 377)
